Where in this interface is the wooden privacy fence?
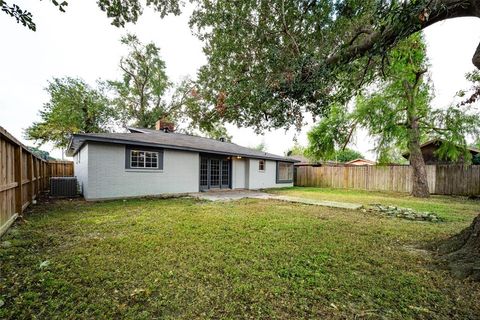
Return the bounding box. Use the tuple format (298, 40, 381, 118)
(48, 160, 74, 177)
(0, 126, 74, 237)
(295, 164, 480, 196)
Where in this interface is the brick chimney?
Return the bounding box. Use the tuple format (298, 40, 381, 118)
(155, 119, 175, 133)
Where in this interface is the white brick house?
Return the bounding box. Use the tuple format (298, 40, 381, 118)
(67, 126, 296, 201)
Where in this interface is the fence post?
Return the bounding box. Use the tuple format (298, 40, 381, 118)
(35, 159, 40, 195)
(44, 162, 47, 190)
(14, 146, 23, 215)
(40, 161, 44, 191)
(33, 159, 37, 198)
(27, 153, 33, 203)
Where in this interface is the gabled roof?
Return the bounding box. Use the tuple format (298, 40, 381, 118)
(402, 139, 480, 158)
(67, 127, 297, 162)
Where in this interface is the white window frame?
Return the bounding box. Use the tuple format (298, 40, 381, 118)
(258, 159, 265, 172)
(130, 150, 159, 169)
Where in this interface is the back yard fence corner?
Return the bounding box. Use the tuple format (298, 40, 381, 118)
(0, 126, 73, 237)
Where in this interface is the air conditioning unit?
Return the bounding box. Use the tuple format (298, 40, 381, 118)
(50, 177, 78, 197)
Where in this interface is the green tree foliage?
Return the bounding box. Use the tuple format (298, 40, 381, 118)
(1, 0, 177, 30)
(457, 70, 480, 106)
(306, 35, 479, 196)
(305, 104, 355, 161)
(1, 0, 66, 31)
(27, 146, 56, 160)
(109, 35, 231, 139)
(288, 142, 362, 163)
(332, 149, 364, 163)
(307, 35, 479, 165)
(169, 78, 232, 140)
(286, 143, 306, 157)
(186, 0, 480, 131)
(8, 1, 479, 129)
(305, 138, 364, 162)
(253, 140, 267, 152)
(109, 34, 171, 129)
(7, 1, 480, 42)
(472, 139, 480, 150)
(25, 77, 114, 149)
(431, 69, 480, 162)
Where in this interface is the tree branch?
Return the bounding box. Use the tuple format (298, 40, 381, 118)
(473, 41, 480, 69)
(413, 68, 428, 91)
(326, 0, 480, 69)
(348, 27, 373, 46)
(280, 0, 300, 56)
(357, 56, 373, 88)
(341, 121, 357, 151)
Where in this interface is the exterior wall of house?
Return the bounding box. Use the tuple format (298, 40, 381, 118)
(247, 159, 293, 189)
(231, 158, 246, 189)
(84, 142, 200, 200)
(244, 158, 250, 189)
(74, 144, 89, 198)
(75, 142, 293, 200)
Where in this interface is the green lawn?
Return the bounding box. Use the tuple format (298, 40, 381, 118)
(269, 187, 479, 222)
(0, 190, 479, 319)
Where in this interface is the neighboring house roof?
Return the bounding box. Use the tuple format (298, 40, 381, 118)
(288, 155, 311, 164)
(289, 154, 377, 166)
(66, 128, 297, 162)
(345, 158, 376, 165)
(402, 139, 480, 159)
(290, 156, 342, 167)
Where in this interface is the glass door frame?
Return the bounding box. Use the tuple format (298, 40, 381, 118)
(199, 154, 232, 191)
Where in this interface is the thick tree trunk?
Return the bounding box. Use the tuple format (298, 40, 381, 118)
(437, 214, 480, 280)
(404, 70, 430, 198)
(408, 118, 430, 198)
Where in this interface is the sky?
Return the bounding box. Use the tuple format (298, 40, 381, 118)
(1, 1, 479, 160)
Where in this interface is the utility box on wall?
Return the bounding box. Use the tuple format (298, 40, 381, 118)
(50, 177, 78, 197)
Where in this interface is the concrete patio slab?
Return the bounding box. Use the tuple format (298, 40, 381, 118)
(188, 190, 362, 210)
(271, 195, 363, 210)
(189, 190, 270, 202)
